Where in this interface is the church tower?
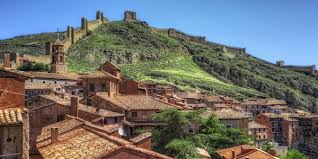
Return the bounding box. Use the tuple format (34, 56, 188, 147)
(50, 34, 67, 73)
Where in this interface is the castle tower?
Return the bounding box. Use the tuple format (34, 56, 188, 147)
(124, 11, 137, 21)
(50, 34, 67, 73)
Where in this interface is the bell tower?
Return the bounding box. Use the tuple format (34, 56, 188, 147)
(50, 33, 67, 73)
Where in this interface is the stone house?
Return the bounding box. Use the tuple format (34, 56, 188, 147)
(174, 92, 207, 104)
(255, 113, 298, 146)
(241, 98, 289, 117)
(0, 67, 32, 159)
(31, 116, 172, 159)
(203, 109, 249, 129)
(292, 114, 318, 158)
(25, 71, 79, 97)
(248, 121, 269, 147)
(80, 61, 121, 97)
(87, 92, 179, 137)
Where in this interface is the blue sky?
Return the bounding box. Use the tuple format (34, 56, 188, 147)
(0, 0, 317, 66)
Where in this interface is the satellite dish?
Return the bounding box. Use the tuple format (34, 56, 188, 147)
(118, 127, 125, 136)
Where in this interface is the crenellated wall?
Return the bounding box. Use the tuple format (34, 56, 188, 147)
(45, 11, 109, 54)
(167, 28, 246, 53)
(276, 61, 316, 75)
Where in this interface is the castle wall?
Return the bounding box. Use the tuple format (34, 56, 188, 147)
(283, 65, 316, 75)
(167, 28, 246, 53)
(87, 19, 103, 31)
(44, 11, 108, 54)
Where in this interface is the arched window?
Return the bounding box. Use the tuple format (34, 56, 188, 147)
(60, 56, 63, 62)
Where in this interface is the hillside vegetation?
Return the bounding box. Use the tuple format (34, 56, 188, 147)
(1, 21, 318, 110)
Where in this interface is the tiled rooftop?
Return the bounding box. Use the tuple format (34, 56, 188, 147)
(96, 92, 178, 111)
(216, 144, 278, 159)
(0, 67, 32, 79)
(36, 116, 172, 159)
(203, 109, 248, 119)
(174, 92, 206, 100)
(29, 71, 79, 80)
(36, 117, 84, 142)
(242, 98, 287, 106)
(248, 121, 268, 129)
(37, 128, 119, 159)
(129, 132, 152, 143)
(80, 70, 117, 79)
(39, 94, 123, 117)
(0, 108, 23, 125)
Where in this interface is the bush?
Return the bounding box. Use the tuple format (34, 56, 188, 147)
(18, 62, 49, 72)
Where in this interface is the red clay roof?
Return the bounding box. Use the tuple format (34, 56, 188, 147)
(216, 144, 278, 159)
(96, 92, 179, 111)
(36, 116, 172, 159)
(0, 67, 32, 79)
(29, 71, 79, 80)
(0, 108, 23, 125)
(80, 70, 117, 79)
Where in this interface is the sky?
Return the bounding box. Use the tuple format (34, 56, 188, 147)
(0, 0, 317, 66)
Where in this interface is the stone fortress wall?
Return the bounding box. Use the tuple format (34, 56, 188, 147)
(45, 11, 108, 54)
(166, 28, 246, 54)
(276, 61, 316, 76)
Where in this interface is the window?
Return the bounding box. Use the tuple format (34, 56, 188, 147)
(54, 81, 57, 84)
(132, 112, 137, 117)
(52, 56, 55, 62)
(226, 125, 232, 128)
(89, 84, 95, 92)
(57, 115, 64, 122)
(87, 99, 92, 106)
(59, 56, 63, 62)
(43, 81, 46, 84)
(101, 83, 107, 92)
(114, 117, 118, 123)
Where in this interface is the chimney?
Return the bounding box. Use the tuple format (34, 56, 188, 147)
(51, 127, 59, 144)
(232, 150, 236, 159)
(3, 53, 11, 68)
(70, 96, 79, 117)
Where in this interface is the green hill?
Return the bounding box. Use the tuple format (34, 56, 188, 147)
(1, 21, 318, 110)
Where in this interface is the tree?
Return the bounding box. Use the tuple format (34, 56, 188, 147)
(18, 62, 49, 72)
(280, 149, 309, 159)
(165, 139, 198, 159)
(152, 109, 253, 158)
(261, 140, 274, 152)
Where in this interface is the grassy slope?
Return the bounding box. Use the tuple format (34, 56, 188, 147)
(67, 22, 263, 99)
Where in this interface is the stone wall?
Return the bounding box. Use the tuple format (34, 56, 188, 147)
(276, 61, 316, 75)
(167, 28, 246, 53)
(124, 11, 137, 22)
(45, 11, 108, 54)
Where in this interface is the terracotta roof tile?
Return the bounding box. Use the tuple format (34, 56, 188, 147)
(80, 70, 117, 79)
(38, 94, 123, 117)
(129, 132, 152, 143)
(0, 108, 23, 125)
(37, 128, 119, 159)
(204, 109, 248, 119)
(96, 93, 178, 111)
(0, 67, 32, 79)
(248, 121, 268, 129)
(36, 116, 172, 159)
(174, 92, 206, 100)
(36, 118, 84, 142)
(216, 144, 278, 159)
(29, 71, 79, 80)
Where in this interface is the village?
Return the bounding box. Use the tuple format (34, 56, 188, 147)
(0, 10, 317, 159)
